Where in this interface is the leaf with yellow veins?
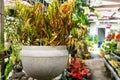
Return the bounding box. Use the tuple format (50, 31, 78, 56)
(49, 33, 57, 44)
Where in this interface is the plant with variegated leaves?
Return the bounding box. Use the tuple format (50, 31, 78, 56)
(15, 0, 76, 46)
(14, 0, 94, 47)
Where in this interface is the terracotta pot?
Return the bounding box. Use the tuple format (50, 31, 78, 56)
(20, 46, 68, 80)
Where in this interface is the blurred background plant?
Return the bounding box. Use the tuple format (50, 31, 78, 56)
(99, 41, 117, 57)
(3, 4, 22, 79)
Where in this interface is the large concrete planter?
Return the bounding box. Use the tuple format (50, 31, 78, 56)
(20, 46, 68, 80)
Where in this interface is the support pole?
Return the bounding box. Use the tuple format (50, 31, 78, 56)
(0, 0, 4, 48)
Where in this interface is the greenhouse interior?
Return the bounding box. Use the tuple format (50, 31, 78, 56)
(0, 0, 120, 80)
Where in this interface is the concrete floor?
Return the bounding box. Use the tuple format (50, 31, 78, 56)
(85, 51, 112, 80)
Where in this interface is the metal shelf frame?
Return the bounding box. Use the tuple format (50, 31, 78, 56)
(111, 51, 120, 60)
(104, 58, 120, 80)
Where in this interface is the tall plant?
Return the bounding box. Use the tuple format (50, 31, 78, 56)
(4, 5, 22, 79)
(6, 0, 94, 47)
(15, 0, 76, 46)
(67, 0, 94, 52)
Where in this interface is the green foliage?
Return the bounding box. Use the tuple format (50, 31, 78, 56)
(4, 59, 12, 79)
(0, 43, 4, 51)
(4, 7, 22, 79)
(94, 35, 99, 44)
(85, 34, 98, 48)
(70, 0, 94, 50)
(0, 31, 4, 51)
(73, 0, 94, 26)
(4, 43, 21, 79)
(86, 35, 92, 41)
(85, 35, 93, 47)
(100, 41, 117, 54)
(4, 16, 22, 43)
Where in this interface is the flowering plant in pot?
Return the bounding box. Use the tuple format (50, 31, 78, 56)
(68, 58, 90, 80)
(60, 51, 91, 80)
(13, 0, 92, 79)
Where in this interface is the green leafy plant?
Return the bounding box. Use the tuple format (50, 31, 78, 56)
(0, 43, 4, 51)
(4, 43, 21, 79)
(94, 35, 99, 44)
(3, 7, 22, 79)
(100, 41, 117, 54)
(0, 34, 4, 51)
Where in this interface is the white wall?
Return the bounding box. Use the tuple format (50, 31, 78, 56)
(89, 22, 120, 37)
(89, 22, 120, 47)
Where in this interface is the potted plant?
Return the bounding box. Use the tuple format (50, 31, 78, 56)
(60, 52, 91, 80)
(14, 0, 76, 79)
(8, 0, 93, 79)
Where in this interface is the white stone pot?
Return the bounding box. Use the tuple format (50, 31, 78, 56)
(20, 46, 68, 80)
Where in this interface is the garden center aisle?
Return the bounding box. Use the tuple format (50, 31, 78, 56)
(85, 51, 111, 80)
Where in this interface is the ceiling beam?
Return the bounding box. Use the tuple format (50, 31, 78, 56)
(103, 0, 120, 3)
(94, 4, 120, 8)
(95, 8, 119, 12)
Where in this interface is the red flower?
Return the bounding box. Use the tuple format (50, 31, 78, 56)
(71, 71, 82, 80)
(82, 68, 90, 77)
(71, 58, 81, 69)
(67, 57, 90, 80)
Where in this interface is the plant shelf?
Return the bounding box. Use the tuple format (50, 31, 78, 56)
(103, 58, 120, 80)
(111, 51, 120, 60)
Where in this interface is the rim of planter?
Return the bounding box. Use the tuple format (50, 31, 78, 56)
(20, 46, 68, 57)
